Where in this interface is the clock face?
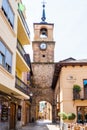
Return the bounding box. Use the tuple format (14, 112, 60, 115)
(40, 42, 47, 50)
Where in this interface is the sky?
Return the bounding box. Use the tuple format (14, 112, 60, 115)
(23, 0, 87, 62)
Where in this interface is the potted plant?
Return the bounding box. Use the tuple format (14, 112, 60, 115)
(58, 112, 68, 122)
(73, 84, 81, 99)
(58, 112, 76, 123)
(67, 113, 76, 122)
(73, 84, 81, 92)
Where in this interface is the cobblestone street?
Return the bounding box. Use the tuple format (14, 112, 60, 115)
(19, 120, 60, 130)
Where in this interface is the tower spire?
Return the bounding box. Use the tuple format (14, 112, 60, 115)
(41, 0, 46, 22)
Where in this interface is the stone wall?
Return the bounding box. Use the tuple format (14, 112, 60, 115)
(30, 63, 56, 121)
(32, 63, 55, 88)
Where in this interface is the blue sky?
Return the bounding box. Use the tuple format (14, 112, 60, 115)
(23, 0, 87, 62)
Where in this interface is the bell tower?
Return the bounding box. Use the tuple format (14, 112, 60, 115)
(32, 2, 55, 63)
(31, 1, 57, 123)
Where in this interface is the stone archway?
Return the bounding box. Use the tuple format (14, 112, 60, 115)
(38, 100, 52, 121)
(30, 89, 57, 123)
(36, 96, 53, 121)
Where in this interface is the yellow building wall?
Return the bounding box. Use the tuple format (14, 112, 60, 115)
(16, 68, 22, 79)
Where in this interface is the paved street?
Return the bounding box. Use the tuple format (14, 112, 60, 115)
(19, 120, 60, 130)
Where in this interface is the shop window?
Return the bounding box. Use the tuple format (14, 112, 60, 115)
(77, 106, 87, 123)
(2, 0, 14, 28)
(1, 104, 8, 122)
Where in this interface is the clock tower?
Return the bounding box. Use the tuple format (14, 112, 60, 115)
(31, 2, 57, 123)
(32, 3, 55, 62)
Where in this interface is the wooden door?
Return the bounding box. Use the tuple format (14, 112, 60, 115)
(10, 103, 16, 130)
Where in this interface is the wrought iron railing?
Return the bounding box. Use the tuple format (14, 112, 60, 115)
(73, 88, 86, 100)
(17, 40, 30, 66)
(18, 9, 30, 38)
(73, 90, 80, 100)
(15, 76, 30, 95)
(17, 40, 25, 56)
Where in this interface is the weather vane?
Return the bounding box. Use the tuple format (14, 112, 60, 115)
(41, 0, 46, 22)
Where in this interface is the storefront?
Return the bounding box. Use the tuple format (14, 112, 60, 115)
(0, 92, 10, 130)
(0, 91, 22, 130)
(77, 106, 87, 123)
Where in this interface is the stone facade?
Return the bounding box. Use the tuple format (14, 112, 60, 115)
(30, 21, 57, 122)
(31, 63, 55, 121)
(32, 41, 55, 63)
(32, 23, 55, 63)
(31, 8, 57, 121)
(32, 64, 54, 88)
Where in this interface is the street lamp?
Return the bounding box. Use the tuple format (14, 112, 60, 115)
(29, 92, 33, 97)
(29, 92, 33, 103)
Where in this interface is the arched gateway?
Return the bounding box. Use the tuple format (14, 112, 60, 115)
(30, 2, 57, 122)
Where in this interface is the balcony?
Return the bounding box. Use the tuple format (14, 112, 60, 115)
(15, 76, 30, 95)
(73, 88, 87, 100)
(73, 90, 80, 100)
(17, 9, 30, 45)
(17, 40, 30, 66)
(16, 40, 31, 72)
(18, 9, 30, 37)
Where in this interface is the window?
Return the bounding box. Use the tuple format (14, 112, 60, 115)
(83, 79, 87, 99)
(42, 54, 45, 57)
(6, 63, 11, 73)
(5, 49, 12, 70)
(0, 41, 5, 54)
(0, 41, 5, 66)
(1, 104, 8, 122)
(0, 53, 5, 67)
(2, 0, 14, 28)
(77, 106, 87, 123)
(0, 40, 12, 73)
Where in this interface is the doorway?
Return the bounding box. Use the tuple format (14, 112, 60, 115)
(10, 103, 16, 129)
